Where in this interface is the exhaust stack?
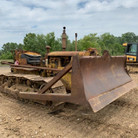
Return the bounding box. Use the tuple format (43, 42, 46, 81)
(75, 33, 77, 51)
(62, 27, 67, 51)
(46, 45, 51, 54)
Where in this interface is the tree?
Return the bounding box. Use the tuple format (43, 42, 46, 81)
(121, 32, 137, 43)
(23, 32, 61, 56)
(1, 31, 136, 59)
(45, 32, 61, 51)
(23, 33, 38, 52)
(2, 42, 19, 53)
(0, 42, 23, 59)
(98, 33, 124, 55)
(77, 33, 101, 52)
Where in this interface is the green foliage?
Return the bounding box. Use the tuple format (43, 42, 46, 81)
(46, 32, 61, 51)
(2, 42, 20, 53)
(23, 33, 46, 56)
(23, 32, 61, 56)
(77, 33, 125, 55)
(0, 42, 23, 59)
(121, 32, 137, 43)
(66, 35, 75, 51)
(98, 33, 124, 55)
(77, 33, 101, 54)
(1, 31, 138, 59)
(0, 51, 13, 59)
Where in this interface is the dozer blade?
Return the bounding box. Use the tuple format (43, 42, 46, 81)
(76, 51, 137, 112)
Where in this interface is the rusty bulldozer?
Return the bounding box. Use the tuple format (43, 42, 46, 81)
(0, 27, 136, 112)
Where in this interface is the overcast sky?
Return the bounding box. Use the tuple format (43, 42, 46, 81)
(0, 0, 138, 49)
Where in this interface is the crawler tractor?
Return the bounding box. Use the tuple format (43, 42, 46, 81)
(0, 27, 136, 113)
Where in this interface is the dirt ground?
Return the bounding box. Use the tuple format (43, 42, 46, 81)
(0, 66, 138, 138)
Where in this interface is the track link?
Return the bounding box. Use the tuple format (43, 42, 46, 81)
(0, 72, 65, 104)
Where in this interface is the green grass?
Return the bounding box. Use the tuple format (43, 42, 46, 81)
(0, 59, 13, 66)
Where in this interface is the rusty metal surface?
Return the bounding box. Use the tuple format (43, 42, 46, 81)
(79, 52, 136, 112)
(127, 63, 138, 66)
(0, 72, 63, 89)
(75, 33, 77, 51)
(19, 57, 87, 105)
(47, 48, 98, 57)
(38, 63, 72, 94)
(88, 81, 136, 112)
(11, 67, 38, 71)
(62, 27, 67, 51)
(24, 51, 41, 56)
(79, 55, 131, 98)
(19, 54, 137, 112)
(10, 64, 62, 71)
(48, 51, 86, 57)
(14, 50, 41, 65)
(1, 61, 14, 65)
